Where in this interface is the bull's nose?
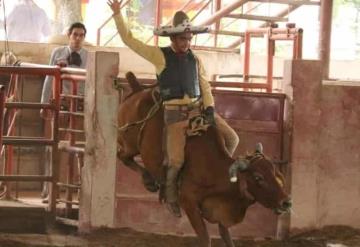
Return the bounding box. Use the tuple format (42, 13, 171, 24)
(282, 199, 292, 209)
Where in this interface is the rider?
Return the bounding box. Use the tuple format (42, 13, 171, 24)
(108, 0, 239, 218)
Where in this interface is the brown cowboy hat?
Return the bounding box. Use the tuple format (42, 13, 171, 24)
(153, 11, 209, 36)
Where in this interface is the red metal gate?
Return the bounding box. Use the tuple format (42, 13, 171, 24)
(115, 88, 286, 238)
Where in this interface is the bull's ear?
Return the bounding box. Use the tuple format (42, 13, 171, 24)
(229, 158, 249, 183)
(238, 173, 255, 201)
(255, 143, 263, 154)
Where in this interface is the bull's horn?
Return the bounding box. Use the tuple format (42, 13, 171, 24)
(229, 159, 249, 183)
(255, 143, 263, 153)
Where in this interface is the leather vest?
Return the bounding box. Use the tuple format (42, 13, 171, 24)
(157, 47, 200, 100)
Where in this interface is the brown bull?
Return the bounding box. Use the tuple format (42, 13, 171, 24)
(117, 72, 291, 247)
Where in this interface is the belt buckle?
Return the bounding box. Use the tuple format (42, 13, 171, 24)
(187, 104, 194, 111)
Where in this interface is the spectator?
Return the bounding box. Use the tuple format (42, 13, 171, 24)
(4, 0, 51, 42)
(40, 22, 88, 201)
(41, 22, 88, 106)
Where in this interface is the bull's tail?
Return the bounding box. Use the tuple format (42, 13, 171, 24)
(126, 71, 143, 93)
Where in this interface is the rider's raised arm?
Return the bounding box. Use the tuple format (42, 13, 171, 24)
(195, 54, 214, 108)
(110, 6, 165, 73)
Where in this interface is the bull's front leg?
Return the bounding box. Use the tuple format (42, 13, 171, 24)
(117, 151, 159, 193)
(181, 199, 211, 247)
(218, 224, 235, 247)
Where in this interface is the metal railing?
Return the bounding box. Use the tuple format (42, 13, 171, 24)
(242, 24, 303, 92)
(55, 67, 86, 226)
(0, 64, 61, 215)
(0, 64, 86, 224)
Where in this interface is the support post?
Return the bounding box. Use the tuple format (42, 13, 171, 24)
(154, 0, 162, 46)
(79, 51, 119, 232)
(266, 34, 274, 92)
(282, 59, 322, 232)
(243, 31, 250, 82)
(319, 0, 333, 79)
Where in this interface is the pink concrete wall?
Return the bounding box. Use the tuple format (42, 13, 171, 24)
(283, 60, 360, 232)
(317, 85, 360, 226)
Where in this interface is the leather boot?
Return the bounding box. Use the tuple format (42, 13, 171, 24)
(165, 166, 182, 217)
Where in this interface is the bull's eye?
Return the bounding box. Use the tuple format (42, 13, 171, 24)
(254, 176, 262, 181)
(253, 173, 264, 183)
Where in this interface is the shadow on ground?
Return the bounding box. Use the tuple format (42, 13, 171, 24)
(0, 225, 359, 247)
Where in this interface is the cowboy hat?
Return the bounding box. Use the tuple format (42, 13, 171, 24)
(153, 11, 209, 36)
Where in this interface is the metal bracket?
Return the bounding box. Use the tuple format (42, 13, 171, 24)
(112, 76, 123, 91)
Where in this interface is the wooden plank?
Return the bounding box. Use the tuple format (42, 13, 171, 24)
(59, 111, 84, 117)
(0, 175, 52, 181)
(2, 137, 54, 145)
(58, 128, 85, 133)
(56, 216, 79, 227)
(5, 102, 54, 109)
(0, 201, 46, 233)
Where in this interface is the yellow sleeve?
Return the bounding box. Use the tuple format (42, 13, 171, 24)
(195, 54, 214, 108)
(112, 13, 165, 74)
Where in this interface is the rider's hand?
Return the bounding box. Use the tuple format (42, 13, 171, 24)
(204, 106, 216, 126)
(107, 0, 121, 15)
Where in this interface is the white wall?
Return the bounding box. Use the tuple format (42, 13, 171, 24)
(1, 41, 359, 84)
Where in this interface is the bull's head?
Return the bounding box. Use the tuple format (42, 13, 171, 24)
(229, 143, 291, 214)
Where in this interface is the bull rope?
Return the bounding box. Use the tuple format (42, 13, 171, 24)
(118, 88, 162, 149)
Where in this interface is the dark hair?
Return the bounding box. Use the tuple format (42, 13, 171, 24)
(68, 22, 87, 36)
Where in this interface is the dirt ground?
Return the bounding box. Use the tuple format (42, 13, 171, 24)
(0, 225, 360, 247)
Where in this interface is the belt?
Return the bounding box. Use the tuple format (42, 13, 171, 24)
(164, 101, 201, 111)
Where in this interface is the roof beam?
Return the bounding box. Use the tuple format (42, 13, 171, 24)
(226, 14, 288, 22)
(251, 0, 320, 6)
(198, 0, 249, 26)
(227, 4, 301, 48)
(210, 30, 245, 37)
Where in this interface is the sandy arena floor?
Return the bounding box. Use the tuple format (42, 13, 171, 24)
(0, 225, 359, 247)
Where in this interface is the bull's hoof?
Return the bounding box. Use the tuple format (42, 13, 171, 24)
(159, 183, 166, 203)
(142, 172, 159, 192)
(166, 202, 182, 218)
(144, 181, 159, 193)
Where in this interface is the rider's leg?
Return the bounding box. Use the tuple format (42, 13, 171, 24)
(214, 113, 239, 157)
(165, 119, 187, 217)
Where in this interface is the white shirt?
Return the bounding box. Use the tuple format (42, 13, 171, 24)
(6, 2, 51, 42)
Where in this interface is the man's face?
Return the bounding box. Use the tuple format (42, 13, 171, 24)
(68, 27, 86, 50)
(171, 32, 193, 53)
